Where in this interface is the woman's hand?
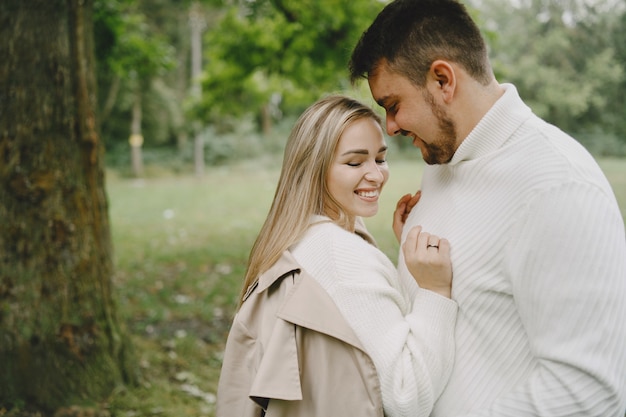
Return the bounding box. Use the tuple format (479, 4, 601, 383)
(402, 225, 452, 298)
(393, 190, 421, 242)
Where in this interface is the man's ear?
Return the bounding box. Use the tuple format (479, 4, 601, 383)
(429, 60, 456, 103)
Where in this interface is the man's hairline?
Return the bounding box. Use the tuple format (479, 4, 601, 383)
(367, 58, 429, 90)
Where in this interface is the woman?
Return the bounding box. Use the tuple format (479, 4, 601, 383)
(216, 95, 457, 417)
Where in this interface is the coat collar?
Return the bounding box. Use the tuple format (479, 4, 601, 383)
(256, 250, 301, 293)
(256, 250, 365, 350)
(277, 266, 365, 350)
(248, 251, 368, 406)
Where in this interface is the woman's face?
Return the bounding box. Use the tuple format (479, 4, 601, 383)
(327, 117, 389, 220)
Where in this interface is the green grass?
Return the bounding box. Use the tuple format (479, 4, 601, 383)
(105, 157, 626, 416)
(106, 161, 280, 416)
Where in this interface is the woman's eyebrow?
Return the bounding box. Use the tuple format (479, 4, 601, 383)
(340, 146, 387, 157)
(340, 149, 369, 156)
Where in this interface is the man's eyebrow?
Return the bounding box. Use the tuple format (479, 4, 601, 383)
(376, 96, 392, 108)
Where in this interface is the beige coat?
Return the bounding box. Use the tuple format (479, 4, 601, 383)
(216, 250, 384, 417)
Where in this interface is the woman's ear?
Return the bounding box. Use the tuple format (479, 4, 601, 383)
(429, 60, 456, 103)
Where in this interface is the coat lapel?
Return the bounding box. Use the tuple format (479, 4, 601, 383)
(248, 250, 367, 409)
(278, 268, 365, 351)
(249, 310, 303, 405)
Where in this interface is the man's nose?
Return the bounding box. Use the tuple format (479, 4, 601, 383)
(386, 114, 401, 136)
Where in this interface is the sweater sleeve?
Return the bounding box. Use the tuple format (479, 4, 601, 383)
(457, 182, 626, 417)
(292, 224, 458, 417)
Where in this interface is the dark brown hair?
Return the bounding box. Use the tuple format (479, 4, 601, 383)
(349, 0, 492, 87)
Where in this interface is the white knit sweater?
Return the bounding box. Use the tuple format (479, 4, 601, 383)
(398, 84, 626, 416)
(290, 216, 458, 417)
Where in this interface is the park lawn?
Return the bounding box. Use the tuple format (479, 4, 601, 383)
(105, 157, 625, 417)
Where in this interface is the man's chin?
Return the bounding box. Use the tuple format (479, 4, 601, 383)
(417, 148, 435, 165)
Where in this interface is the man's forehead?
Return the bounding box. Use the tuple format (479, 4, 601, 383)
(368, 67, 397, 106)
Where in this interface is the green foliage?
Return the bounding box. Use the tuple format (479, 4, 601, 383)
(95, 0, 183, 153)
(478, 0, 626, 151)
(577, 128, 626, 157)
(104, 114, 299, 175)
(95, 0, 175, 81)
(607, 10, 626, 140)
(199, 113, 305, 162)
(95, 0, 626, 166)
(196, 0, 383, 125)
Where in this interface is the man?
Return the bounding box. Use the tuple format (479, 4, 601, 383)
(350, 0, 626, 416)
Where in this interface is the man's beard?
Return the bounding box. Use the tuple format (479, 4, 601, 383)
(422, 89, 457, 165)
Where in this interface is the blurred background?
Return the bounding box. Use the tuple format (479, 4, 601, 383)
(99, 1, 626, 415)
(96, 0, 626, 177)
(3, 0, 626, 415)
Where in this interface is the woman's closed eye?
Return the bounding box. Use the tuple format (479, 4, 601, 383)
(346, 157, 386, 167)
(347, 161, 364, 167)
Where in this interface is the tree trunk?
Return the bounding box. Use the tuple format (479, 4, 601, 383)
(0, 0, 134, 412)
(174, 11, 189, 155)
(100, 74, 120, 124)
(261, 102, 273, 136)
(190, 2, 205, 177)
(130, 90, 144, 178)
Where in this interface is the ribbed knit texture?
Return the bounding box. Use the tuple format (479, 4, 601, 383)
(397, 84, 626, 417)
(291, 216, 458, 417)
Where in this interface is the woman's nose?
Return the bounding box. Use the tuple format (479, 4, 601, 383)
(365, 163, 384, 183)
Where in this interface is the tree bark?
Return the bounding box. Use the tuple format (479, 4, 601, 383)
(130, 90, 144, 178)
(190, 2, 205, 177)
(0, 0, 134, 412)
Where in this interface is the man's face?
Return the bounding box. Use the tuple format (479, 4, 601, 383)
(368, 62, 458, 164)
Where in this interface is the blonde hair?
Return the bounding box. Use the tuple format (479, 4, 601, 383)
(238, 95, 382, 306)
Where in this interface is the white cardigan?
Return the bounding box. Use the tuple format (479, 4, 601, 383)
(291, 216, 458, 417)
